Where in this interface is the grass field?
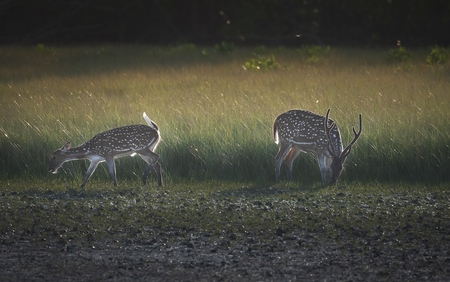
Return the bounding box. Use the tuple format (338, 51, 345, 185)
(0, 45, 449, 280)
(0, 44, 449, 185)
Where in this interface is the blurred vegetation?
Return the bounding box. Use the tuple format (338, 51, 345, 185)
(1, 1, 449, 46)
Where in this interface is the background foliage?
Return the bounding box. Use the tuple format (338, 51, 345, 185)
(1, 0, 449, 46)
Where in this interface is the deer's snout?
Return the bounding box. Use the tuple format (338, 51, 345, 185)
(48, 167, 58, 174)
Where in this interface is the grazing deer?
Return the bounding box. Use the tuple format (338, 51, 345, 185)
(49, 112, 163, 187)
(273, 109, 362, 185)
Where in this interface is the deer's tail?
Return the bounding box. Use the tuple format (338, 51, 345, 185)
(143, 112, 159, 131)
(273, 122, 279, 145)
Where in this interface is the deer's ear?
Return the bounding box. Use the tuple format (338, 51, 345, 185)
(62, 142, 71, 152)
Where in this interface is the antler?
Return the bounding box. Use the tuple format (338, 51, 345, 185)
(324, 108, 338, 157)
(340, 113, 362, 158)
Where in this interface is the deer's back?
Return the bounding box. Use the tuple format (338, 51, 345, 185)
(275, 110, 342, 152)
(83, 124, 159, 155)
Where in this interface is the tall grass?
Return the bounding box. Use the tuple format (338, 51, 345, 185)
(0, 45, 449, 185)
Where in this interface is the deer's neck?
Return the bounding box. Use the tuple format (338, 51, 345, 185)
(66, 144, 93, 158)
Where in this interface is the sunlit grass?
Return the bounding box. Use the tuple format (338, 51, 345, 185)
(0, 45, 449, 185)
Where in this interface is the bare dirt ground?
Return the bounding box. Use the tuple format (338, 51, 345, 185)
(1, 229, 449, 281)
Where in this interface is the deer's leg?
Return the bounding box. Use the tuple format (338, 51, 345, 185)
(151, 161, 163, 187)
(81, 159, 102, 187)
(275, 143, 293, 182)
(317, 154, 332, 184)
(105, 156, 118, 186)
(283, 146, 301, 181)
(138, 150, 163, 186)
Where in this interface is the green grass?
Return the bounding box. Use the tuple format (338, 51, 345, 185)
(0, 45, 449, 185)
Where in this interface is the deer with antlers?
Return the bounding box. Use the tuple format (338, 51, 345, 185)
(49, 112, 163, 187)
(273, 109, 362, 185)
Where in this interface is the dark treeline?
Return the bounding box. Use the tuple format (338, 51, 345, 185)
(1, 0, 449, 46)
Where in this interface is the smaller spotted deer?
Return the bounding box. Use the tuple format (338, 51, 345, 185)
(273, 109, 362, 185)
(49, 112, 162, 187)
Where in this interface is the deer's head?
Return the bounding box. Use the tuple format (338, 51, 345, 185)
(324, 109, 362, 185)
(48, 141, 71, 174)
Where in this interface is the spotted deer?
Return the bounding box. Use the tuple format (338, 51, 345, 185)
(273, 109, 362, 185)
(49, 112, 163, 187)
